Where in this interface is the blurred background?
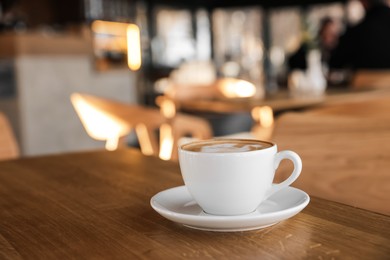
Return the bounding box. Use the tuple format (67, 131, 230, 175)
(0, 0, 386, 158)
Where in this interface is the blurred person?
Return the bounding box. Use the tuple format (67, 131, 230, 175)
(0, 0, 26, 31)
(318, 17, 340, 68)
(288, 17, 340, 71)
(329, 0, 390, 70)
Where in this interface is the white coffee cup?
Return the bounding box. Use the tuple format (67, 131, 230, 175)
(178, 138, 302, 216)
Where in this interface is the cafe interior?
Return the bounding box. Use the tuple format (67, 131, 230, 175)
(0, 0, 389, 258)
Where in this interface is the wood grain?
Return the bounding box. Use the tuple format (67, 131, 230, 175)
(272, 112, 390, 215)
(0, 149, 389, 259)
(305, 94, 390, 118)
(352, 70, 390, 89)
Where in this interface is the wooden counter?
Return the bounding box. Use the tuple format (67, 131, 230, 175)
(0, 31, 91, 58)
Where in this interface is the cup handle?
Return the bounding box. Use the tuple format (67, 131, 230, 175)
(266, 150, 302, 199)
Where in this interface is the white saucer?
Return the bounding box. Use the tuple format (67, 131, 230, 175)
(150, 185, 310, 232)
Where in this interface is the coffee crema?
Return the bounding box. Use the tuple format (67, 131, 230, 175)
(182, 139, 273, 153)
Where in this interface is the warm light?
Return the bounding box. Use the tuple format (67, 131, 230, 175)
(251, 106, 274, 128)
(270, 46, 285, 67)
(346, 0, 365, 25)
(158, 97, 176, 119)
(217, 78, 256, 98)
(71, 94, 130, 151)
(91, 20, 141, 70)
(91, 20, 129, 36)
(159, 123, 174, 161)
(92, 20, 131, 56)
(135, 124, 155, 156)
(127, 24, 142, 71)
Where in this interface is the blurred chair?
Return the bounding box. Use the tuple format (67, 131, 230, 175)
(221, 106, 275, 141)
(0, 112, 19, 160)
(352, 70, 390, 89)
(71, 93, 164, 155)
(71, 93, 213, 161)
(250, 106, 274, 140)
(170, 113, 213, 160)
(155, 97, 274, 159)
(155, 95, 213, 161)
(271, 97, 390, 215)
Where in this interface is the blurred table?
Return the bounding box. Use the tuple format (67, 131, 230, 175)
(178, 87, 390, 114)
(0, 149, 389, 258)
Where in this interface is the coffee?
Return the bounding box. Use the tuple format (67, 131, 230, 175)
(182, 139, 273, 153)
(178, 138, 302, 215)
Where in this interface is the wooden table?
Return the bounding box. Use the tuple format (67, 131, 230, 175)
(273, 113, 390, 216)
(0, 149, 389, 259)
